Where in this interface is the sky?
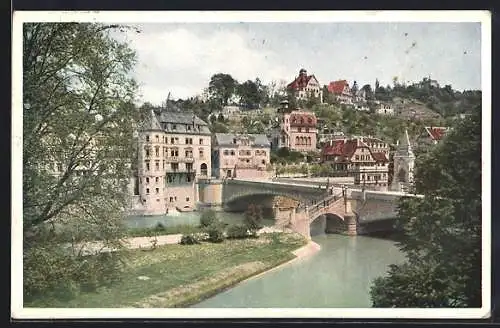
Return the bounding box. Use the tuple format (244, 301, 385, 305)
(113, 22, 482, 104)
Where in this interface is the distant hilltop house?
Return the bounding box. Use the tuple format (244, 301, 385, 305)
(415, 126, 450, 150)
(287, 68, 323, 103)
(416, 77, 440, 89)
(327, 80, 353, 105)
(327, 80, 366, 106)
(208, 105, 242, 121)
(320, 136, 390, 191)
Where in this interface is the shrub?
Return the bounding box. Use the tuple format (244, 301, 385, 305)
(154, 222, 166, 232)
(205, 224, 225, 243)
(244, 204, 263, 236)
(200, 209, 217, 228)
(226, 224, 249, 239)
(180, 234, 201, 245)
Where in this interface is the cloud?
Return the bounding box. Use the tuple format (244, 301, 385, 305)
(125, 28, 288, 104)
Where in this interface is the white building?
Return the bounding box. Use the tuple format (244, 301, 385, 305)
(391, 129, 415, 193)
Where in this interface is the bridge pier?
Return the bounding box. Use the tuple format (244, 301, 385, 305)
(345, 214, 358, 236)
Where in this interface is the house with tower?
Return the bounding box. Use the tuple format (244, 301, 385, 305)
(391, 129, 415, 193)
(287, 68, 323, 103)
(276, 100, 318, 153)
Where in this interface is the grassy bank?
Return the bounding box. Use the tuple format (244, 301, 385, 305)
(126, 224, 201, 238)
(26, 233, 307, 308)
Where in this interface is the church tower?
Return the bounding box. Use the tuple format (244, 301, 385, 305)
(391, 129, 415, 192)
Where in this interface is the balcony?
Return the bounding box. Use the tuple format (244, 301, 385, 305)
(168, 156, 179, 162)
(183, 157, 195, 163)
(166, 167, 196, 174)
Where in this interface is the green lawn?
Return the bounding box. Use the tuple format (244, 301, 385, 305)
(126, 224, 202, 238)
(26, 233, 307, 308)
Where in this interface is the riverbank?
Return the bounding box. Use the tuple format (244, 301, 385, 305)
(26, 232, 310, 308)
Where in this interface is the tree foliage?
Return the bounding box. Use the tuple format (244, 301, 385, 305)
(370, 108, 481, 307)
(23, 23, 139, 300)
(208, 73, 238, 106)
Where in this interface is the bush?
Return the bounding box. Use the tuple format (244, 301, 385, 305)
(226, 224, 249, 239)
(180, 234, 201, 245)
(154, 222, 166, 232)
(200, 210, 217, 228)
(244, 204, 263, 236)
(205, 224, 225, 243)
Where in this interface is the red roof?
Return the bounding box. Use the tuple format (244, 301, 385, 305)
(327, 80, 349, 94)
(289, 112, 317, 127)
(425, 127, 448, 141)
(287, 74, 316, 90)
(322, 139, 389, 163)
(371, 152, 388, 162)
(321, 139, 357, 161)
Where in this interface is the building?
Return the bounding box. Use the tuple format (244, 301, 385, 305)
(321, 136, 390, 190)
(287, 68, 323, 103)
(277, 108, 318, 153)
(391, 129, 415, 192)
(212, 133, 271, 179)
(374, 103, 394, 115)
(136, 109, 212, 215)
(327, 80, 353, 105)
(415, 126, 449, 150)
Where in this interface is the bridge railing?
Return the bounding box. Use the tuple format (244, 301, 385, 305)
(308, 192, 344, 216)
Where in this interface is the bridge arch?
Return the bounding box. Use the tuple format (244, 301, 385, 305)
(310, 212, 348, 235)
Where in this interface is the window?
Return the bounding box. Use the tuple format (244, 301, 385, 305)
(146, 162, 150, 171)
(157, 199, 160, 202)
(186, 163, 193, 171)
(155, 188, 159, 194)
(155, 146, 159, 157)
(230, 150, 235, 156)
(186, 175, 192, 182)
(146, 135, 150, 142)
(186, 197, 190, 201)
(155, 177, 159, 183)
(298, 128, 302, 132)
(199, 138, 203, 145)
(171, 163, 178, 171)
(146, 177, 149, 184)
(199, 149, 204, 158)
(262, 160, 266, 165)
(155, 162, 159, 171)
(163, 160, 165, 169)
(223, 150, 229, 156)
(155, 135, 159, 142)
(170, 197, 173, 202)
(145, 148, 150, 157)
(355, 155, 359, 160)
(185, 138, 189, 144)
(146, 188, 150, 194)
(306, 128, 309, 133)
(172, 124, 177, 130)
(171, 137, 175, 144)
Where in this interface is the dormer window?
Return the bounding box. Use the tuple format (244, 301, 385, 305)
(187, 125, 192, 131)
(172, 124, 177, 130)
(233, 138, 237, 144)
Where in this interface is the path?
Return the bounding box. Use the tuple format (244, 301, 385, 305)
(71, 227, 288, 255)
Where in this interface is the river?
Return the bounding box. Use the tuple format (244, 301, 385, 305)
(126, 211, 406, 308)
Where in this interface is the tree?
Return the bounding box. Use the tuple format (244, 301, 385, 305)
(208, 73, 238, 106)
(370, 108, 481, 307)
(23, 23, 139, 300)
(237, 80, 261, 108)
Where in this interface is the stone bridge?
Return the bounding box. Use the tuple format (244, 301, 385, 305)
(217, 178, 423, 239)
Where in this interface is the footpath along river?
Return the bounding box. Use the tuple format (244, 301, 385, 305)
(126, 212, 406, 308)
